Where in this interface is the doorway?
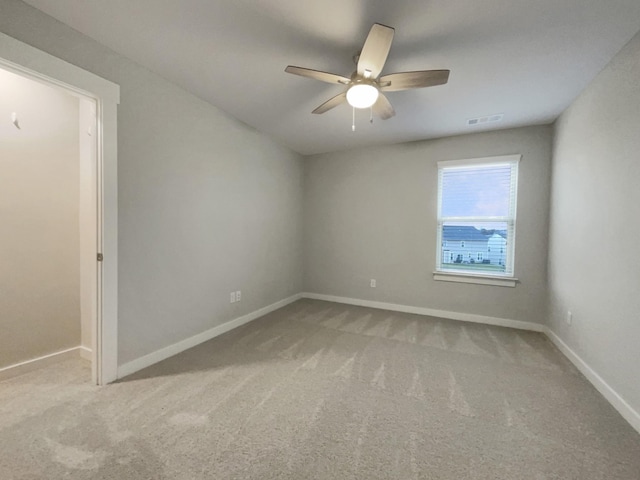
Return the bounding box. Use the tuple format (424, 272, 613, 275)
(0, 32, 119, 385)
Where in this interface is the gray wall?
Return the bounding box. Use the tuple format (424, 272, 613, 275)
(0, 0, 304, 365)
(0, 68, 80, 367)
(304, 126, 552, 324)
(549, 31, 640, 413)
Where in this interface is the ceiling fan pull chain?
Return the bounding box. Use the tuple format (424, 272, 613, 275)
(352, 106, 356, 132)
(370, 107, 374, 124)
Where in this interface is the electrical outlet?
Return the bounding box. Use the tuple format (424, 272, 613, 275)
(566, 311, 572, 325)
(236, 290, 241, 302)
(230, 292, 236, 303)
(370, 279, 376, 288)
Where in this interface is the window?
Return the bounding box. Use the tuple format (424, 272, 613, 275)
(434, 155, 520, 284)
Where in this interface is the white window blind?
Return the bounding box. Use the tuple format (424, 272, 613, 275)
(436, 155, 520, 277)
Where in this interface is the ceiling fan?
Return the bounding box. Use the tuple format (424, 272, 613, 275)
(285, 23, 450, 126)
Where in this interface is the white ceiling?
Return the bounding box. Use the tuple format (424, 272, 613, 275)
(22, 0, 640, 155)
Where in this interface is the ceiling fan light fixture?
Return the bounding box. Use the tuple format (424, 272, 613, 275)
(346, 84, 379, 109)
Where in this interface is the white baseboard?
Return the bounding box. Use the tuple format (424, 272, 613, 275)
(544, 328, 640, 435)
(301, 292, 545, 333)
(0, 346, 84, 382)
(79, 346, 92, 362)
(117, 293, 303, 379)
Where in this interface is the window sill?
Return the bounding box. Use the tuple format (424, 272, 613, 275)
(433, 271, 518, 287)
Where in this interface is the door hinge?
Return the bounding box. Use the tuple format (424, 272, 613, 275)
(97, 253, 103, 262)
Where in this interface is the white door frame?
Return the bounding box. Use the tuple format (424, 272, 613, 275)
(0, 32, 120, 385)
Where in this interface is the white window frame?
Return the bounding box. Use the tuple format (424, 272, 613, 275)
(433, 154, 520, 287)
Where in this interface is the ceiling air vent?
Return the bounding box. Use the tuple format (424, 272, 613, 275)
(467, 114, 503, 126)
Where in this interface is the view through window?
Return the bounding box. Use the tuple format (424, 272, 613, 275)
(436, 155, 520, 276)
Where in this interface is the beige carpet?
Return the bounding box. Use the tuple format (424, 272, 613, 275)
(1, 299, 639, 479)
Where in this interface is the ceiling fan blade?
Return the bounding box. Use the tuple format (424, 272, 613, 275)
(372, 93, 395, 120)
(379, 70, 450, 92)
(285, 66, 350, 85)
(312, 92, 347, 114)
(357, 23, 395, 78)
